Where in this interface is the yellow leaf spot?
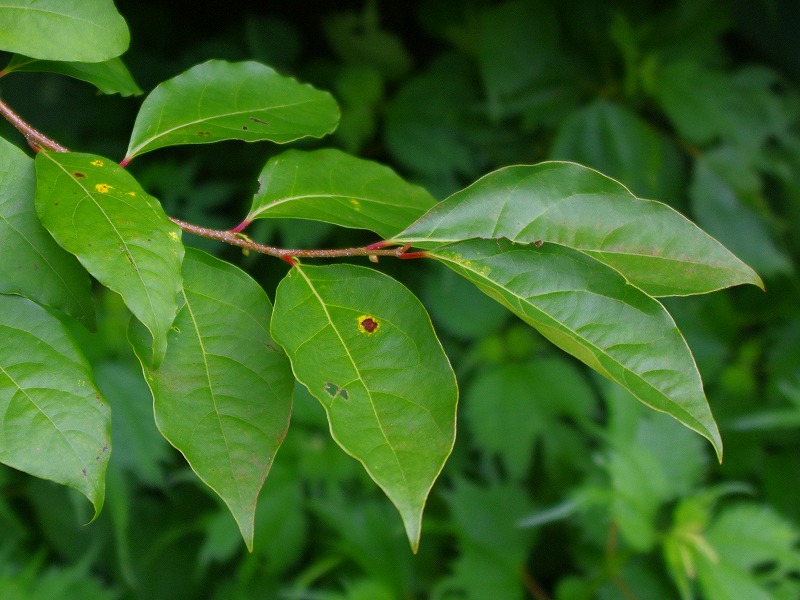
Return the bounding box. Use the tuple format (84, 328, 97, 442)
(169, 231, 180, 242)
(95, 183, 112, 193)
(357, 315, 379, 334)
(127, 191, 136, 197)
(91, 160, 104, 167)
(349, 199, 360, 206)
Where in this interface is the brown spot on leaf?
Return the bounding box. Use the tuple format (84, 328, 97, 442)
(324, 382, 349, 400)
(249, 116, 269, 125)
(358, 315, 379, 334)
(197, 131, 212, 137)
(534, 240, 544, 247)
(73, 172, 86, 178)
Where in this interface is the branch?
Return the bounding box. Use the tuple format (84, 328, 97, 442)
(170, 218, 428, 263)
(0, 97, 69, 153)
(0, 97, 427, 264)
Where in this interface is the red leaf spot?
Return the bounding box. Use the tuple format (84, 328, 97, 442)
(358, 316, 379, 334)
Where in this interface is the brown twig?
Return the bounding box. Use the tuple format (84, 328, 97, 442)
(0, 97, 425, 263)
(170, 218, 427, 261)
(0, 97, 69, 152)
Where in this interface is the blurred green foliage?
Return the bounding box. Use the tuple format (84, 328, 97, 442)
(1, 0, 799, 598)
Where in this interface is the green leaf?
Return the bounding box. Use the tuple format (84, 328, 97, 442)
(0, 0, 129, 63)
(394, 162, 763, 296)
(94, 361, 169, 487)
(385, 54, 479, 179)
(129, 249, 294, 550)
(464, 358, 594, 480)
(690, 150, 792, 277)
(550, 99, 686, 202)
(439, 478, 536, 600)
(691, 503, 800, 600)
(34, 151, 183, 367)
(0, 137, 94, 328)
(2, 55, 142, 96)
(431, 238, 722, 459)
(470, 0, 558, 109)
(648, 62, 793, 154)
(0, 295, 110, 518)
(243, 148, 437, 238)
(270, 263, 457, 551)
(124, 60, 339, 161)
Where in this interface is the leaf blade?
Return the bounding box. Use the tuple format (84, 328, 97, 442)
(270, 264, 457, 551)
(0, 295, 110, 517)
(129, 249, 294, 550)
(34, 151, 183, 366)
(395, 162, 762, 296)
(0, 138, 94, 327)
(3, 55, 142, 96)
(431, 238, 722, 459)
(0, 0, 129, 63)
(125, 60, 340, 160)
(244, 148, 437, 238)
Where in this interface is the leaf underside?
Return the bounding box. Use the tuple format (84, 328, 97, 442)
(0, 138, 94, 328)
(0, 295, 110, 517)
(129, 249, 294, 550)
(431, 238, 722, 460)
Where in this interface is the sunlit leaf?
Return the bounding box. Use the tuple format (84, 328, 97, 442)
(129, 249, 294, 550)
(2, 54, 142, 96)
(0, 137, 94, 328)
(0, 295, 110, 518)
(244, 148, 436, 238)
(125, 60, 339, 161)
(35, 151, 183, 367)
(0, 0, 129, 63)
(395, 162, 762, 296)
(431, 238, 722, 459)
(270, 263, 457, 551)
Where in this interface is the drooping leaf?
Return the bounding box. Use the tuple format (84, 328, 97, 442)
(0, 295, 110, 518)
(394, 162, 762, 296)
(0, 0, 129, 63)
(270, 263, 457, 551)
(243, 148, 437, 238)
(124, 60, 339, 161)
(430, 238, 722, 459)
(129, 249, 294, 550)
(0, 137, 94, 328)
(2, 55, 142, 96)
(34, 151, 183, 367)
